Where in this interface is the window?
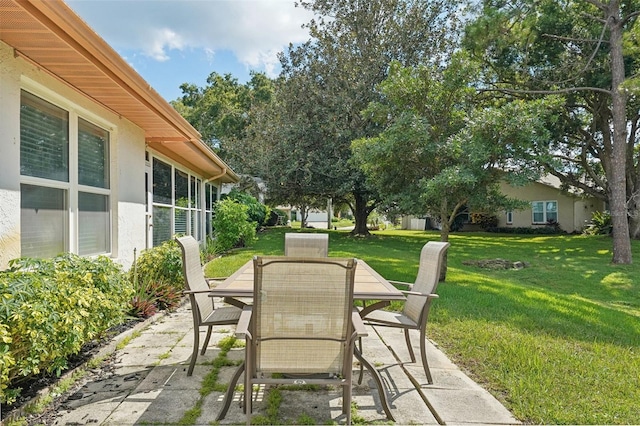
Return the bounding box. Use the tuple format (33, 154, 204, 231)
(78, 118, 110, 255)
(204, 183, 217, 238)
(151, 157, 207, 246)
(506, 211, 513, 225)
(20, 90, 111, 257)
(152, 158, 173, 246)
(532, 201, 558, 224)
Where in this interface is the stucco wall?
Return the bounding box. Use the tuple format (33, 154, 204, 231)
(1, 42, 27, 267)
(0, 40, 146, 270)
(498, 181, 579, 232)
(113, 121, 147, 269)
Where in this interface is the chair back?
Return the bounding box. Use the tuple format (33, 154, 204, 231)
(251, 256, 356, 375)
(176, 236, 213, 322)
(403, 242, 450, 324)
(284, 233, 329, 257)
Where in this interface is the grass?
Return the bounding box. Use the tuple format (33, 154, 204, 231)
(204, 227, 640, 424)
(177, 335, 240, 425)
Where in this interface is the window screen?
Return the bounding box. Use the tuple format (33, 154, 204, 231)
(153, 205, 172, 246)
(153, 159, 172, 204)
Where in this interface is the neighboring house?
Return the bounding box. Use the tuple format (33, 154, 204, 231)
(497, 176, 605, 233)
(401, 176, 605, 233)
(0, 0, 238, 270)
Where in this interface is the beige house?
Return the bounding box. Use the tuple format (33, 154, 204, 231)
(497, 177, 605, 233)
(0, 0, 238, 270)
(402, 176, 605, 233)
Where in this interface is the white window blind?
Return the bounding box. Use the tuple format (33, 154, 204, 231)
(78, 118, 109, 189)
(20, 90, 69, 182)
(153, 205, 172, 246)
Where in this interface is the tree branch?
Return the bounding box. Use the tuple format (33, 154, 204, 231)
(480, 86, 612, 96)
(582, 0, 606, 11)
(623, 10, 640, 24)
(542, 34, 606, 44)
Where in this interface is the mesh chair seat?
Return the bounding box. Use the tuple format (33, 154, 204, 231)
(360, 308, 419, 328)
(202, 305, 243, 325)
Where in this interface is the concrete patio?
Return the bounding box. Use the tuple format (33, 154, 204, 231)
(47, 301, 520, 425)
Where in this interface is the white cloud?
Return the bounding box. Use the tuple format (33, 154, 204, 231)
(68, 0, 312, 72)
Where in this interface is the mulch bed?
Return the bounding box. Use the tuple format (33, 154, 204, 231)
(3, 318, 143, 423)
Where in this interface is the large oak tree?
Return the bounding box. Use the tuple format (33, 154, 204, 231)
(268, 0, 461, 235)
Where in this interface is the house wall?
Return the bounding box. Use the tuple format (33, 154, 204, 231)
(0, 41, 146, 269)
(0, 42, 21, 267)
(497, 181, 600, 233)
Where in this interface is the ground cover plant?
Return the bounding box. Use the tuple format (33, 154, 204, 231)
(204, 227, 640, 424)
(0, 254, 133, 405)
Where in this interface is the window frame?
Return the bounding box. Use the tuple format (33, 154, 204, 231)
(150, 154, 212, 246)
(19, 84, 114, 258)
(531, 200, 558, 224)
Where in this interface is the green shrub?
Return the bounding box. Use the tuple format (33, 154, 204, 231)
(0, 254, 133, 404)
(223, 189, 269, 227)
(128, 240, 184, 318)
(0, 323, 14, 402)
(487, 225, 563, 234)
(583, 211, 612, 235)
(470, 213, 499, 229)
(213, 198, 257, 252)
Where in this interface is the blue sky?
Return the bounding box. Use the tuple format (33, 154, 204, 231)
(66, 0, 314, 102)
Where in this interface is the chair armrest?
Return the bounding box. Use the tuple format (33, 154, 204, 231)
(235, 306, 253, 339)
(183, 289, 215, 295)
(399, 290, 439, 299)
(352, 311, 368, 337)
(207, 277, 228, 282)
(388, 280, 413, 289)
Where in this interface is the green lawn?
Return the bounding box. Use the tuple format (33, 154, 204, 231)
(204, 227, 640, 424)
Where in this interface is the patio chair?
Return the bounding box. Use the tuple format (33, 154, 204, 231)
(219, 256, 366, 424)
(284, 232, 328, 257)
(360, 241, 450, 384)
(175, 236, 242, 376)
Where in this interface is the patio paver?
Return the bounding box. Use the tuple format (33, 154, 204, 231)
(45, 302, 521, 425)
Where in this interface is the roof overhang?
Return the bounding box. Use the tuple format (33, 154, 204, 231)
(0, 0, 238, 183)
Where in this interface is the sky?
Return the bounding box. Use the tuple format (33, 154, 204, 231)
(66, 0, 315, 102)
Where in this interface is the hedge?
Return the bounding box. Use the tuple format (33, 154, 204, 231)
(0, 254, 133, 405)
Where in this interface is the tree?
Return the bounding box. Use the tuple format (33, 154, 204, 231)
(352, 58, 561, 242)
(171, 71, 274, 161)
(464, 0, 640, 263)
(265, 0, 461, 235)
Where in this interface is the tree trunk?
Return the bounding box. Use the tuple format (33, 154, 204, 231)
(608, 2, 632, 263)
(299, 204, 309, 228)
(438, 205, 451, 282)
(351, 192, 371, 236)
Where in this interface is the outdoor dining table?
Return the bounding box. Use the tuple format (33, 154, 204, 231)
(209, 257, 404, 421)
